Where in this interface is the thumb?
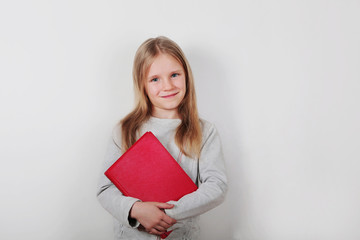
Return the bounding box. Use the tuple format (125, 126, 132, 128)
(155, 202, 175, 209)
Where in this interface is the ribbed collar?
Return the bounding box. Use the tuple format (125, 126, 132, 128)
(148, 116, 182, 128)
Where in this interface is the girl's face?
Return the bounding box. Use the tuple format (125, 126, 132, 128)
(145, 53, 186, 119)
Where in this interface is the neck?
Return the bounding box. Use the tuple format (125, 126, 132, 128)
(151, 108, 180, 119)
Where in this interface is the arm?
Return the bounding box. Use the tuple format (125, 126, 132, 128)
(96, 137, 141, 228)
(165, 123, 228, 221)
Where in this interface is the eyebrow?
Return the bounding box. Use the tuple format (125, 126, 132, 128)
(147, 74, 159, 80)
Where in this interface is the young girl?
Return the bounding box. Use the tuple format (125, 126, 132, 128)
(97, 36, 227, 240)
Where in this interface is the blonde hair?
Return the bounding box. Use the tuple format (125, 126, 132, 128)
(120, 36, 202, 158)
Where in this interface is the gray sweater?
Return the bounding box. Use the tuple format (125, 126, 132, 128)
(97, 117, 228, 240)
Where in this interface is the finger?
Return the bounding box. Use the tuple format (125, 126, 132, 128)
(155, 202, 174, 209)
(161, 214, 177, 225)
(158, 219, 172, 229)
(154, 224, 167, 232)
(148, 228, 164, 236)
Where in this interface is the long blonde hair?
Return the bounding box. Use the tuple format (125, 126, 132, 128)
(120, 36, 202, 158)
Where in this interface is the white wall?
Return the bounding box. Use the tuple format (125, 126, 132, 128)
(1, 1, 359, 239)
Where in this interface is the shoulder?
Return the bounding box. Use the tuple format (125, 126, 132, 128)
(199, 118, 219, 143)
(199, 118, 216, 133)
(111, 122, 122, 149)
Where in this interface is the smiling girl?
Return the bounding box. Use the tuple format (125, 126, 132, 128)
(97, 36, 228, 240)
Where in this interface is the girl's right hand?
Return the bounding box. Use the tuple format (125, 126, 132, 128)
(130, 202, 177, 236)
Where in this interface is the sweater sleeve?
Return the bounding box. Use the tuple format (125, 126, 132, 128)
(96, 129, 140, 228)
(165, 123, 228, 221)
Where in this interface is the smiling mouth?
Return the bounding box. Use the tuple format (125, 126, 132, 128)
(161, 93, 178, 98)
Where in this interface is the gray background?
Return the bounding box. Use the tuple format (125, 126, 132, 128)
(1, 0, 359, 239)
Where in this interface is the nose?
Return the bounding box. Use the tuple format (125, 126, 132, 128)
(162, 78, 174, 90)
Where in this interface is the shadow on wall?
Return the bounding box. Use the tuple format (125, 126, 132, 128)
(187, 47, 247, 240)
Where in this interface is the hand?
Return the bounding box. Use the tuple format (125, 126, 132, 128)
(130, 202, 177, 235)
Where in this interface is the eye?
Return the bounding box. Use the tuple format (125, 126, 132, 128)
(171, 73, 179, 78)
(151, 77, 159, 82)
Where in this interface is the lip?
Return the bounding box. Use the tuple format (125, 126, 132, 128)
(161, 92, 178, 98)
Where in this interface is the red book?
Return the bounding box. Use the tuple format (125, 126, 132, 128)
(105, 131, 198, 238)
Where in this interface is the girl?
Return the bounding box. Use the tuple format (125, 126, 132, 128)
(97, 36, 227, 240)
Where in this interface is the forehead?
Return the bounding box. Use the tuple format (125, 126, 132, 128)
(146, 53, 184, 77)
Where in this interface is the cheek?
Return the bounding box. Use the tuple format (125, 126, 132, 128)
(178, 77, 186, 91)
(145, 84, 159, 98)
